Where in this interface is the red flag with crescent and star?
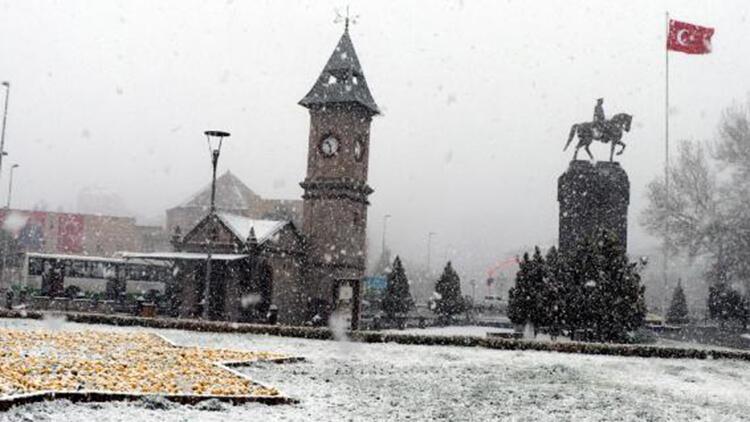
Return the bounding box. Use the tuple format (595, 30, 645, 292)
(667, 19, 714, 54)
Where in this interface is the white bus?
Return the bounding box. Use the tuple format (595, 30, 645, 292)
(22, 252, 170, 296)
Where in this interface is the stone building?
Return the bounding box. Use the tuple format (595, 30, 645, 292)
(166, 170, 302, 235)
(298, 25, 378, 320)
(166, 26, 379, 325)
(168, 212, 305, 323)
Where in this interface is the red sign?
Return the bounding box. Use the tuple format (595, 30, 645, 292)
(58, 214, 84, 253)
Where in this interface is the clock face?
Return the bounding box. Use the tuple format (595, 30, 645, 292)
(354, 139, 364, 161)
(320, 136, 339, 157)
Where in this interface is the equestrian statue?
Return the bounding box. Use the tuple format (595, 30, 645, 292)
(564, 98, 633, 161)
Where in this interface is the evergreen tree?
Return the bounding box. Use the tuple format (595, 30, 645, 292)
(708, 282, 749, 328)
(666, 281, 689, 325)
(508, 247, 547, 334)
(508, 252, 532, 327)
(381, 256, 414, 322)
(508, 232, 645, 342)
(543, 246, 566, 338)
(434, 261, 464, 323)
(560, 239, 598, 338)
(563, 230, 646, 342)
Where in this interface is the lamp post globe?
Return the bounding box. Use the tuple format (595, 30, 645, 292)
(204, 130, 231, 213)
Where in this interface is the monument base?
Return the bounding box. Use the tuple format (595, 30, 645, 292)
(557, 160, 629, 255)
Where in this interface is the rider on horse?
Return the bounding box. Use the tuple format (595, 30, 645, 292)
(564, 98, 633, 162)
(593, 98, 605, 138)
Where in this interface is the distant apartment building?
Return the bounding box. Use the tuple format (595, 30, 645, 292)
(0, 208, 168, 257)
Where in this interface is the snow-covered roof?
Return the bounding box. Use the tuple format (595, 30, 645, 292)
(216, 212, 287, 244)
(26, 252, 170, 267)
(119, 252, 248, 261)
(175, 170, 261, 210)
(26, 252, 125, 263)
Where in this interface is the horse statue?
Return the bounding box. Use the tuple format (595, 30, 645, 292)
(563, 113, 633, 161)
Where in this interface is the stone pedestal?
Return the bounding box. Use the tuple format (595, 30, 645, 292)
(558, 160, 629, 255)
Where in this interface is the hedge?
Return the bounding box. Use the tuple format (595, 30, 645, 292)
(1, 309, 749, 362)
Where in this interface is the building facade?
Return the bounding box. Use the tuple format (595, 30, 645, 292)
(298, 26, 379, 319)
(167, 212, 305, 324)
(152, 26, 379, 326)
(166, 170, 302, 236)
(0, 208, 156, 256)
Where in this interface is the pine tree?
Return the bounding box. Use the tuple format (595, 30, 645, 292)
(559, 243, 592, 339)
(666, 281, 689, 325)
(508, 247, 547, 335)
(381, 256, 414, 322)
(543, 246, 566, 338)
(508, 252, 532, 327)
(528, 247, 548, 331)
(434, 261, 464, 323)
(563, 229, 646, 342)
(708, 282, 749, 328)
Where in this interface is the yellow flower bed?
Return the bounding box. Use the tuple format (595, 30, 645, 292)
(0, 328, 287, 398)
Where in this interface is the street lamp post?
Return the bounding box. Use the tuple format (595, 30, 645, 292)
(202, 130, 230, 320)
(381, 214, 391, 257)
(0, 162, 15, 290)
(6, 164, 18, 209)
(426, 232, 436, 275)
(0, 82, 9, 179)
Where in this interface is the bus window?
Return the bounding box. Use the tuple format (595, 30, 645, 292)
(28, 258, 43, 276)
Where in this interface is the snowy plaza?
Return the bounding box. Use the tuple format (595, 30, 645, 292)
(1, 1, 750, 420)
(0, 317, 747, 421)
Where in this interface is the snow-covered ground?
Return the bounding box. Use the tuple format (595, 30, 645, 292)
(384, 325, 515, 337)
(1, 317, 749, 421)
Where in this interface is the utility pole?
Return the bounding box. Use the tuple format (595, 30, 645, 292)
(381, 214, 391, 257)
(0, 82, 10, 292)
(0, 82, 9, 179)
(0, 163, 15, 291)
(6, 164, 18, 209)
(426, 232, 436, 275)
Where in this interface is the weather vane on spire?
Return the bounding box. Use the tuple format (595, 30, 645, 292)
(334, 6, 359, 32)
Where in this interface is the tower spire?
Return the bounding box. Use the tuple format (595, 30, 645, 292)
(345, 5, 350, 33)
(246, 227, 258, 249)
(336, 6, 354, 33)
(298, 22, 379, 115)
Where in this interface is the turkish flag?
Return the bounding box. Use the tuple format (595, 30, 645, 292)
(667, 20, 714, 54)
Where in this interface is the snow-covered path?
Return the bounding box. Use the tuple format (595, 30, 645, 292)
(1, 318, 749, 421)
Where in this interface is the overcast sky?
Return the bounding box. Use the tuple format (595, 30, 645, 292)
(0, 0, 747, 283)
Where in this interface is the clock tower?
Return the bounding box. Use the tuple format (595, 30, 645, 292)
(299, 26, 379, 318)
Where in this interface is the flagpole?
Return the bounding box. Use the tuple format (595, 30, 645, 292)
(663, 11, 670, 317)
